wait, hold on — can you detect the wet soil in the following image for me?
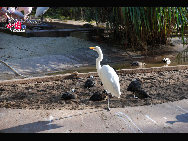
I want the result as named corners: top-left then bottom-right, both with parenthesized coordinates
top-left (0, 68), bottom-right (188, 110)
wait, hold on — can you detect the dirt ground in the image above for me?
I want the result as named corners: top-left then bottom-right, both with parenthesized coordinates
top-left (0, 68), bottom-right (188, 110)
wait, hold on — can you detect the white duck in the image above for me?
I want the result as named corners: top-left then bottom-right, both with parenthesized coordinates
top-left (162, 58), bottom-right (171, 66)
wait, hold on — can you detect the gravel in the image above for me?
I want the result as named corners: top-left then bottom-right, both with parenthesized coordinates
top-left (0, 69), bottom-right (187, 110)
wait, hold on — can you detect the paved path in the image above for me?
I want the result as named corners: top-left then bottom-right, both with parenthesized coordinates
top-left (0, 99), bottom-right (188, 133)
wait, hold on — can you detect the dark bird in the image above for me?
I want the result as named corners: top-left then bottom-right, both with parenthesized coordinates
top-left (127, 78), bottom-right (142, 92)
top-left (89, 92), bottom-right (106, 101)
top-left (84, 75), bottom-right (95, 88)
top-left (131, 61), bottom-right (146, 67)
top-left (61, 92), bottom-right (77, 100)
top-left (127, 78), bottom-right (151, 99)
top-left (135, 89), bottom-right (151, 99)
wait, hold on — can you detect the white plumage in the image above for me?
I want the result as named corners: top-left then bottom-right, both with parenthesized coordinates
top-left (99, 65), bottom-right (121, 98)
top-left (89, 46), bottom-right (121, 110)
top-left (35, 7), bottom-right (49, 18)
top-left (162, 58), bottom-right (171, 65)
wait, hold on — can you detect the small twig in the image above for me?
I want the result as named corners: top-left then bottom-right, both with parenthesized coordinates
top-left (0, 60), bottom-right (25, 78)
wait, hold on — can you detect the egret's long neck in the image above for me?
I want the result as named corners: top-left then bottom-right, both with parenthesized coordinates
top-left (96, 49), bottom-right (103, 71)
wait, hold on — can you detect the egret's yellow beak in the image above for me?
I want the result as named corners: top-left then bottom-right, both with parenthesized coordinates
top-left (89, 47), bottom-right (95, 50)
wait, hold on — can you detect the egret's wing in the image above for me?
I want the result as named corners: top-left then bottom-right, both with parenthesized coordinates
top-left (99, 65), bottom-right (121, 97)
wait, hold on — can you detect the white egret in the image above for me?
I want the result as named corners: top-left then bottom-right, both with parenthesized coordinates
top-left (89, 46), bottom-right (121, 111)
top-left (35, 7), bottom-right (49, 22)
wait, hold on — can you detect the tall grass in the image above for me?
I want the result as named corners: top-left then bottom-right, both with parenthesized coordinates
top-left (44, 7), bottom-right (188, 50)
top-left (74, 7), bottom-right (187, 50)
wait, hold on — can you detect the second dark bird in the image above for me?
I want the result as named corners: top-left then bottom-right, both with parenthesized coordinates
top-left (61, 92), bottom-right (77, 100)
top-left (127, 78), bottom-right (151, 99)
top-left (89, 92), bottom-right (106, 101)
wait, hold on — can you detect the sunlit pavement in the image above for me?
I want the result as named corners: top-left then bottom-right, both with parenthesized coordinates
top-left (0, 99), bottom-right (188, 133)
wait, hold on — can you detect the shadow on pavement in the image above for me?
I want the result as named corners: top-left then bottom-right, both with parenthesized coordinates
top-left (166, 113), bottom-right (188, 124)
top-left (0, 120), bottom-right (62, 133)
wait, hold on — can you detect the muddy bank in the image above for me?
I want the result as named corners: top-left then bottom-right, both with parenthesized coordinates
top-left (0, 66), bottom-right (187, 110)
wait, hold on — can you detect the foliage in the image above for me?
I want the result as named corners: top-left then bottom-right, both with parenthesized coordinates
top-left (32, 7), bottom-right (188, 51)
top-left (73, 7), bottom-right (188, 50)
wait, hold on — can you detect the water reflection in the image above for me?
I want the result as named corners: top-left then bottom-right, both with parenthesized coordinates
top-left (176, 47), bottom-right (188, 64)
top-left (47, 49), bottom-right (188, 75)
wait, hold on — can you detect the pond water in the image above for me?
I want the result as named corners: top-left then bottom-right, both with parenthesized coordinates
top-left (70, 30), bottom-right (188, 70)
top-left (47, 47), bottom-right (188, 76)
top-left (45, 31), bottom-right (188, 75)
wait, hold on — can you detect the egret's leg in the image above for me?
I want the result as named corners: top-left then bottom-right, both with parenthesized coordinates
top-left (103, 90), bottom-right (110, 111)
top-left (107, 94), bottom-right (110, 111)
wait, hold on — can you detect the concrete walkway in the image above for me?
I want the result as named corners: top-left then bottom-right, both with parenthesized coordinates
top-left (0, 99), bottom-right (188, 133)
